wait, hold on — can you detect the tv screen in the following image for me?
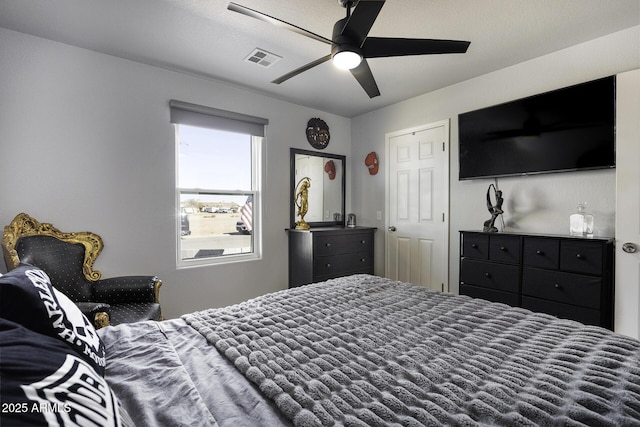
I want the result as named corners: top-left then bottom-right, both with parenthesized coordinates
top-left (458, 76), bottom-right (615, 180)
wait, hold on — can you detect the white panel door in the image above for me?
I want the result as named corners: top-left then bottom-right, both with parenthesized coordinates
top-left (386, 120), bottom-right (449, 291)
top-left (615, 69), bottom-right (640, 339)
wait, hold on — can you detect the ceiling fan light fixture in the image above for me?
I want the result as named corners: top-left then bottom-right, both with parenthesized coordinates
top-left (332, 49), bottom-right (362, 70)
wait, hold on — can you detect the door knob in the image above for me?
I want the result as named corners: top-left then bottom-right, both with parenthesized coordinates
top-left (388, 226), bottom-right (396, 232)
top-left (622, 242), bottom-right (638, 254)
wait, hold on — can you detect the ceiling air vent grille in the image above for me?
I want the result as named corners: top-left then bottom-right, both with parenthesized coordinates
top-left (244, 48), bottom-right (282, 68)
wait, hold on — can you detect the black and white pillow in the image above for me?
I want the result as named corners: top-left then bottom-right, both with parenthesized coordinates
top-left (0, 264), bottom-right (106, 375)
top-left (0, 318), bottom-right (133, 427)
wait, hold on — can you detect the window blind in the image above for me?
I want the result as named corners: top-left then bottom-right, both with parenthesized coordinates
top-left (169, 100), bottom-right (268, 137)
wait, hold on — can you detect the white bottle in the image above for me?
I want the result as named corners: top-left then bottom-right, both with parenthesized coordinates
top-left (570, 202), bottom-right (594, 236)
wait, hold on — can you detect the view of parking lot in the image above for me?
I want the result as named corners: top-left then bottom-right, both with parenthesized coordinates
top-left (181, 211), bottom-right (251, 259)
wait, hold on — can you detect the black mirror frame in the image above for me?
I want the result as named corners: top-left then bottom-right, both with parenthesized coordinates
top-left (290, 148), bottom-right (346, 228)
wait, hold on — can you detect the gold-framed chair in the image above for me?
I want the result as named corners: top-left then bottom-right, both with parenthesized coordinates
top-left (2, 213), bottom-right (162, 328)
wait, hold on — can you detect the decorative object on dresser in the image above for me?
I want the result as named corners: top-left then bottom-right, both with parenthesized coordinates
top-left (482, 183), bottom-right (504, 232)
top-left (287, 227), bottom-right (375, 288)
top-left (290, 148), bottom-right (345, 228)
top-left (569, 201), bottom-right (594, 237)
top-left (293, 176), bottom-right (312, 230)
top-left (459, 230), bottom-right (614, 329)
top-left (346, 213), bottom-right (357, 228)
top-left (2, 212), bottom-right (163, 328)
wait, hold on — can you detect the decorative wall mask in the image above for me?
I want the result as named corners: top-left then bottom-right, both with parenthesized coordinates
top-left (324, 160), bottom-right (336, 180)
top-left (306, 118), bottom-right (330, 150)
top-left (365, 152), bottom-right (379, 175)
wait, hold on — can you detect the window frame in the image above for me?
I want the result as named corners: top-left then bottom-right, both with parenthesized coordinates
top-left (171, 101), bottom-right (266, 268)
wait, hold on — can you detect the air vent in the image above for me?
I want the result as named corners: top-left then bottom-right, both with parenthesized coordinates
top-left (244, 48), bottom-right (282, 68)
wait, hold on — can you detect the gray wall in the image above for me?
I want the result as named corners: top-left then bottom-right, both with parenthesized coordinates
top-left (0, 28), bottom-right (351, 319)
top-left (350, 26), bottom-right (639, 293)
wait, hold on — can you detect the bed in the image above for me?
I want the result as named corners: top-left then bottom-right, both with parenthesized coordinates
top-left (2, 267), bottom-right (640, 426)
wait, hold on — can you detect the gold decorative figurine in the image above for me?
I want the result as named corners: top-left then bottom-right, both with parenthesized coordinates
top-left (294, 177), bottom-right (312, 230)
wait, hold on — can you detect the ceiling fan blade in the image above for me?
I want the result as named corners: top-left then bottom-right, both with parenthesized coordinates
top-left (362, 37), bottom-right (470, 58)
top-left (350, 59), bottom-right (380, 98)
top-left (340, 0), bottom-right (385, 46)
top-left (228, 2), bottom-right (332, 45)
top-left (272, 55), bottom-right (332, 84)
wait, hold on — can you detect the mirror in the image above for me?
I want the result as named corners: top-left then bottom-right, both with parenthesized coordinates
top-left (290, 148), bottom-right (346, 228)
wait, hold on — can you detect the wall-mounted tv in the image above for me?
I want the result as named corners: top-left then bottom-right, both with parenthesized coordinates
top-left (458, 76), bottom-right (615, 180)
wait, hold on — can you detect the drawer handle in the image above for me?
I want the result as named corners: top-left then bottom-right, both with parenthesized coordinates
top-left (484, 272), bottom-right (491, 278)
top-left (325, 243), bottom-right (331, 247)
top-left (536, 250), bottom-right (544, 255)
top-left (361, 240), bottom-right (366, 244)
top-left (326, 263), bottom-right (331, 268)
top-left (576, 254), bottom-right (583, 259)
top-left (554, 283), bottom-right (561, 289)
top-left (471, 243), bottom-right (478, 249)
top-left (360, 258), bottom-right (366, 262)
top-left (500, 246), bottom-right (507, 252)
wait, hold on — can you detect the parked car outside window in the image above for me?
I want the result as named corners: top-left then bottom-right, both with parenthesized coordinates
top-left (181, 208), bottom-right (191, 236)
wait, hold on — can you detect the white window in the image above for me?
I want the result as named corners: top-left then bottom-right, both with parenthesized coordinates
top-left (170, 101), bottom-right (266, 267)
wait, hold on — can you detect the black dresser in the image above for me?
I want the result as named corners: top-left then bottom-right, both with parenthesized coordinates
top-left (459, 230), bottom-right (614, 329)
top-left (287, 227), bottom-right (376, 288)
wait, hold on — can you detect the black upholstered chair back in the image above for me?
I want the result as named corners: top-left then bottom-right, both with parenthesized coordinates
top-left (15, 235), bottom-right (95, 302)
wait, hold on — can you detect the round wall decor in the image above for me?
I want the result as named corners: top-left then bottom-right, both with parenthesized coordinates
top-left (306, 118), bottom-right (330, 149)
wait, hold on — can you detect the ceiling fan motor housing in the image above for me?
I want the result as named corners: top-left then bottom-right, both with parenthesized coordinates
top-left (331, 17), bottom-right (362, 59)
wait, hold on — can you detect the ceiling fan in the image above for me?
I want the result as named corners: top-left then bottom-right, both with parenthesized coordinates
top-left (228, 0), bottom-right (471, 98)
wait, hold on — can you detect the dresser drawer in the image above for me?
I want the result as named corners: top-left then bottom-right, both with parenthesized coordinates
top-left (560, 240), bottom-right (603, 275)
top-left (314, 232), bottom-right (373, 257)
top-left (489, 234), bottom-right (521, 264)
top-left (523, 237), bottom-right (560, 270)
top-left (521, 296), bottom-right (601, 327)
top-left (522, 267), bottom-right (601, 309)
top-left (461, 233), bottom-right (489, 260)
top-left (314, 252), bottom-right (373, 278)
top-left (460, 258), bottom-right (520, 293)
top-left (460, 284), bottom-right (519, 306)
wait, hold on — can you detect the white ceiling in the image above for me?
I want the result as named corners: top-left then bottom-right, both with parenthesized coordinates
top-left (1, 0), bottom-right (638, 117)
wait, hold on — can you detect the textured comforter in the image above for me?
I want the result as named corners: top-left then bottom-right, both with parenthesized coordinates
top-left (184, 274), bottom-right (640, 426)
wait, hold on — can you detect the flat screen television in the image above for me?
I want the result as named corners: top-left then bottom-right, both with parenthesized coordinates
top-left (458, 76), bottom-right (615, 180)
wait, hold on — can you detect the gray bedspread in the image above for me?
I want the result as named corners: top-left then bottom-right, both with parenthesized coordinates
top-left (99, 318), bottom-right (289, 426)
top-left (184, 274), bottom-right (640, 427)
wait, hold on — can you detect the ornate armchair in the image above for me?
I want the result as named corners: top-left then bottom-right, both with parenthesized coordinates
top-left (2, 213), bottom-right (162, 328)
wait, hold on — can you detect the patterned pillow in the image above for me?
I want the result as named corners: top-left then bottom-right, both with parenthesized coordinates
top-left (0, 318), bottom-right (133, 427)
top-left (0, 264), bottom-right (106, 376)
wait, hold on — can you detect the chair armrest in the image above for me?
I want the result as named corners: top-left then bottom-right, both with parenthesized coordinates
top-left (76, 302), bottom-right (111, 329)
top-left (93, 276), bottom-right (161, 304)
